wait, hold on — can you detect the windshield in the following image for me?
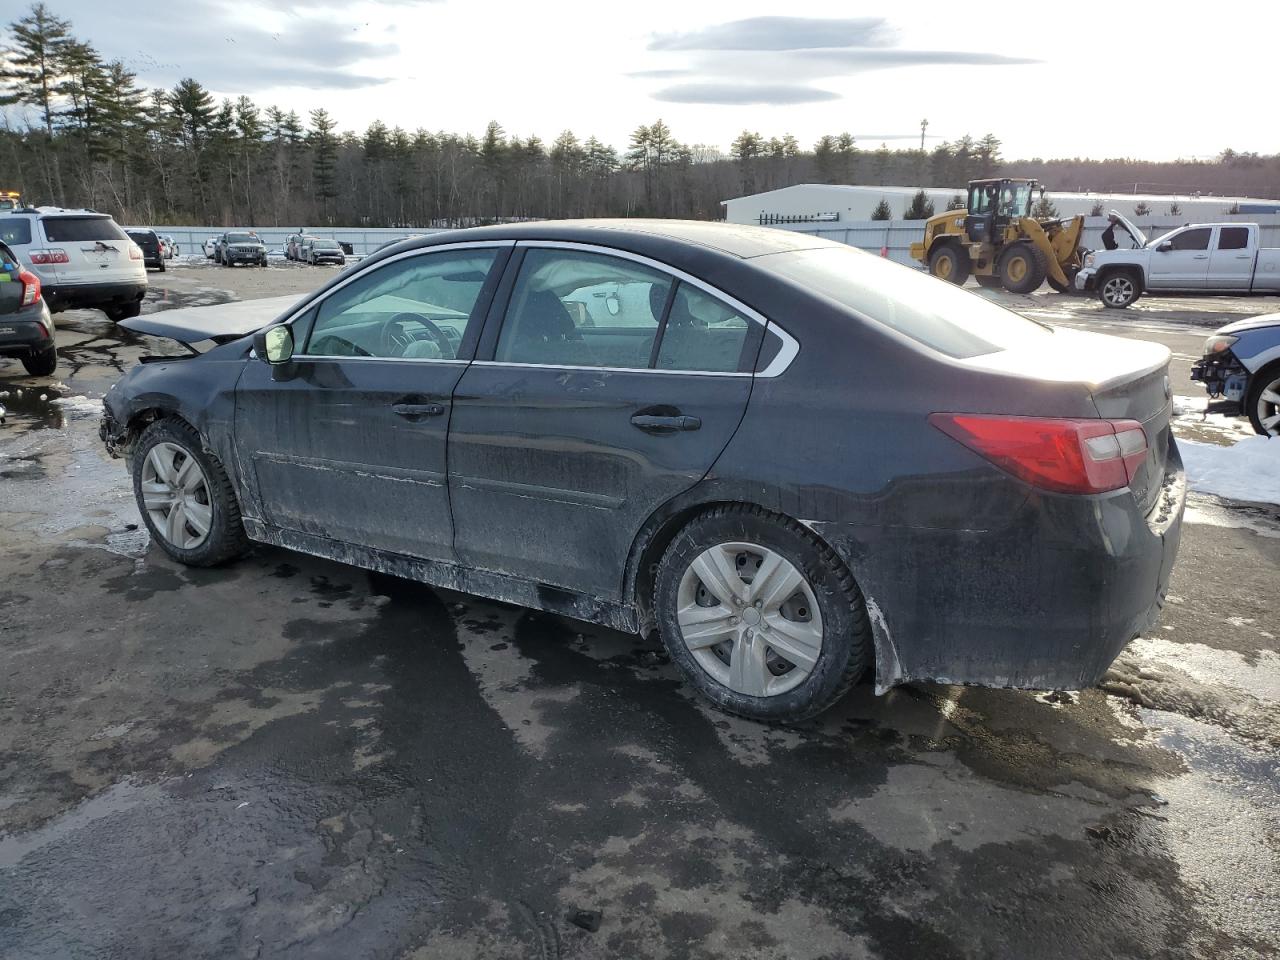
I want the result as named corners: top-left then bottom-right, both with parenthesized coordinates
top-left (226, 232), bottom-right (256, 243)
top-left (998, 183), bottom-right (1033, 218)
top-left (42, 216), bottom-right (127, 243)
top-left (756, 246), bottom-right (1052, 359)
top-left (313, 239), bottom-right (339, 249)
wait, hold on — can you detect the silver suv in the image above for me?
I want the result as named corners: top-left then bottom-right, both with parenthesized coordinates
top-left (0, 208), bottom-right (147, 321)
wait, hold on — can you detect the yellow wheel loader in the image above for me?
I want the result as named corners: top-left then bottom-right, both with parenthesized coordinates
top-left (909, 178), bottom-right (1085, 294)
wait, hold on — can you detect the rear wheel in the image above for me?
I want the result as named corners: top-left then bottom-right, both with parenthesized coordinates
top-left (157, 259), bottom-right (166, 273)
top-left (104, 301), bottom-right (142, 322)
top-left (1099, 270), bottom-right (1142, 308)
top-left (132, 418), bottom-right (250, 566)
top-left (1246, 361), bottom-right (1280, 437)
top-left (654, 505), bottom-right (871, 722)
top-left (999, 243), bottom-right (1048, 294)
top-left (22, 345), bottom-right (57, 377)
top-left (928, 244), bottom-right (970, 285)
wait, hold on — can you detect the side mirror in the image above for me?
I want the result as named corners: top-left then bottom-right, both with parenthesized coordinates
top-left (254, 325), bottom-right (294, 364)
top-left (1157, 241), bottom-right (1173, 253)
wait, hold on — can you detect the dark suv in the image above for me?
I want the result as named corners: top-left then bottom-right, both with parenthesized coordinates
top-left (126, 229), bottom-right (165, 272)
top-left (0, 239), bottom-right (57, 376)
top-left (219, 231), bottom-right (267, 267)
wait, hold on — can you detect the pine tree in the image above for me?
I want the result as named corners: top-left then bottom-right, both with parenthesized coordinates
top-left (308, 107), bottom-right (338, 222)
top-left (2, 3), bottom-right (74, 202)
top-left (904, 189), bottom-right (934, 220)
top-left (871, 198), bottom-right (892, 220)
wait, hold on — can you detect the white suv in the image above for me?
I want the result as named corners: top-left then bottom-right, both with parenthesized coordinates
top-left (0, 207), bottom-right (147, 321)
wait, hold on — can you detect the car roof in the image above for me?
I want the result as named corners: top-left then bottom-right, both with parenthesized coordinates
top-left (399, 219), bottom-right (841, 261)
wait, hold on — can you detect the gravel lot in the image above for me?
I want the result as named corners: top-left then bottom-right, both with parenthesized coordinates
top-left (1, 260), bottom-right (1277, 959)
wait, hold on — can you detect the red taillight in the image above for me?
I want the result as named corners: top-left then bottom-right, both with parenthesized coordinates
top-left (930, 413), bottom-right (1148, 495)
top-left (18, 267), bottom-right (41, 306)
top-left (128, 244), bottom-right (143, 261)
top-left (28, 248), bottom-right (69, 265)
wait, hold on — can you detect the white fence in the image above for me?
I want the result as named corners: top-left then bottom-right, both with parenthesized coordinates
top-left (126, 225), bottom-right (453, 258)
top-left (764, 214), bottom-right (1280, 267)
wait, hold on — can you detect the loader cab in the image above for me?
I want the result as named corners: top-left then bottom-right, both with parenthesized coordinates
top-left (966, 178), bottom-right (1037, 243)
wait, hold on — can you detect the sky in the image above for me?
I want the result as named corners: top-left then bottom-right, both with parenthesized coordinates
top-left (31, 0), bottom-right (1276, 161)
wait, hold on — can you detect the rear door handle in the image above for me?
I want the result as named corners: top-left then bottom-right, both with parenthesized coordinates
top-left (1193, 254), bottom-right (1209, 259)
top-left (392, 402), bottom-right (445, 418)
top-left (631, 414), bottom-right (701, 433)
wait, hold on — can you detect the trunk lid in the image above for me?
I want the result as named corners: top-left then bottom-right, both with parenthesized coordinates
top-left (40, 214), bottom-right (143, 284)
top-left (961, 327), bottom-right (1173, 513)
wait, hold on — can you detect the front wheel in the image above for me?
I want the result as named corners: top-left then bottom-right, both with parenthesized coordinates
top-left (1246, 361), bottom-right (1280, 437)
top-left (654, 505), bottom-right (871, 722)
top-left (1099, 271), bottom-right (1142, 308)
top-left (999, 243), bottom-right (1048, 294)
top-left (132, 418), bottom-right (250, 566)
top-left (928, 244), bottom-right (971, 285)
top-left (22, 345), bottom-right (57, 376)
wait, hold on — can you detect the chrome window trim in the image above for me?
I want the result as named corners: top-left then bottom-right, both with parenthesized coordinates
top-left (471, 360), bottom-right (751, 378)
top-left (510, 240), bottom-right (799, 378)
top-left (279, 239), bottom-right (517, 364)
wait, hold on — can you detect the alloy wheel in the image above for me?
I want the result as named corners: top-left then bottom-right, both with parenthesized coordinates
top-left (140, 441), bottom-right (213, 549)
top-left (1102, 276), bottom-right (1134, 306)
top-left (677, 542), bottom-right (823, 697)
top-left (1257, 375), bottom-right (1280, 436)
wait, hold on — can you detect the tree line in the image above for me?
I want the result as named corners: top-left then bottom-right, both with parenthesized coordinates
top-left (2, 3), bottom-right (1278, 229)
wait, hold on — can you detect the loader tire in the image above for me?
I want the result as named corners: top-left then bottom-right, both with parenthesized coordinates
top-left (928, 244), bottom-right (970, 286)
top-left (999, 243), bottom-right (1048, 294)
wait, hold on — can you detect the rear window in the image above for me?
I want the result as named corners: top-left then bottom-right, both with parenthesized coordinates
top-left (41, 216), bottom-right (128, 243)
top-left (756, 246), bottom-right (1052, 359)
top-left (0, 217), bottom-right (33, 246)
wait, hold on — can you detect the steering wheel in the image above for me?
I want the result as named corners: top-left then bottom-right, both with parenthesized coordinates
top-left (380, 312), bottom-right (454, 358)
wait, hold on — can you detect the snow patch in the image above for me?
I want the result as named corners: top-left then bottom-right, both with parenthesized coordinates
top-left (50, 395), bottom-right (103, 417)
top-left (1179, 436), bottom-right (1280, 505)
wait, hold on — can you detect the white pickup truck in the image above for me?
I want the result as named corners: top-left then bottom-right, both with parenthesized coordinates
top-left (1075, 215), bottom-right (1280, 308)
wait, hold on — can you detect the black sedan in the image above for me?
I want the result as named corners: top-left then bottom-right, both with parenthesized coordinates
top-left (99, 221), bottom-right (1185, 721)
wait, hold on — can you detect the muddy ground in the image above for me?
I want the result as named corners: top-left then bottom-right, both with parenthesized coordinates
top-left (1, 260), bottom-right (1277, 959)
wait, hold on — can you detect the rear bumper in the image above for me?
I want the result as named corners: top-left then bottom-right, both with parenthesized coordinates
top-left (817, 447), bottom-right (1187, 692)
top-left (45, 280), bottom-right (147, 313)
top-left (0, 302), bottom-right (55, 357)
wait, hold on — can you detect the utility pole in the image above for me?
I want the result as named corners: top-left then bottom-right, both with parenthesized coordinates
top-left (920, 118), bottom-right (928, 152)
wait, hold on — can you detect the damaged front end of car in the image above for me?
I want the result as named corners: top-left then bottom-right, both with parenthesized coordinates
top-left (1190, 333), bottom-right (1249, 403)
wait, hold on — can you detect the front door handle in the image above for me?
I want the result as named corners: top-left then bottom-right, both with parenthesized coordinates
top-left (392, 402), bottom-right (445, 418)
top-left (631, 413), bottom-right (701, 433)
top-left (1193, 254), bottom-right (1209, 259)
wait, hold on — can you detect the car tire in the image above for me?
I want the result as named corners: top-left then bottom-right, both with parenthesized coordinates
top-left (132, 418), bottom-right (250, 567)
top-left (654, 504), bottom-right (872, 722)
top-left (104, 301), bottom-right (142, 322)
top-left (1245, 360), bottom-right (1280, 437)
top-left (158, 260), bottom-right (166, 273)
top-left (928, 244), bottom-right (970, 285)
top-left (22, 345), bottom-right (57, 377)
top-left (999, 242), bottom-right (1048, 294)
top-left (1099, 269), bottom-right (1142, 308)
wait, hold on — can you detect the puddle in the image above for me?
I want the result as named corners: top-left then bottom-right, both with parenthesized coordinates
top-left (0, 778), bottom-right (166, 868)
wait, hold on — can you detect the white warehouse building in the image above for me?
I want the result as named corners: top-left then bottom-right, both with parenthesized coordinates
top-left (722, 183), bottom-right (1280, 225)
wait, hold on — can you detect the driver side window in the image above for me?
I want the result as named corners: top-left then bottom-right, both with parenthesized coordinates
top-left (302, 248), bottom-right (499, 359)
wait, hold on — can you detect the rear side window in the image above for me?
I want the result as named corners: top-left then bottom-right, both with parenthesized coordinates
top-left (1218, 227), bottom-right (1250, 251)
top-left (41, 216), bottom-right (127, 243)
top-left (1169, 228), bottom-right (1211, 251)
top-left (756, 246), bottom-right (1051, 359)
top-left (0, 218), bottom-right (33, 246)
top-left (656, 283), bottom-right (751, 373)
